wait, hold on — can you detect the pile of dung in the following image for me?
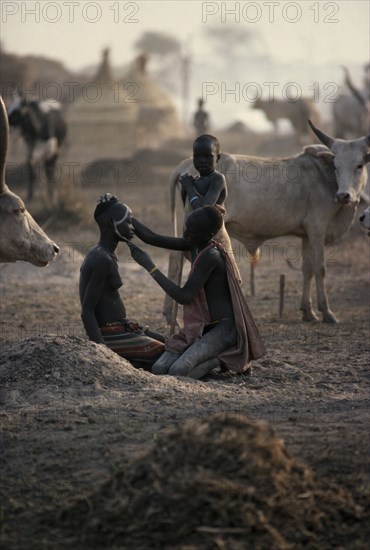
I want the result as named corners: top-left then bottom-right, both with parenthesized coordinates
top-left (55, 413), bottom-right (365, 550)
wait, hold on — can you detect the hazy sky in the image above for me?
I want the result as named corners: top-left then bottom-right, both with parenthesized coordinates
top-left (2, 0), bottom-right (369, 68)
top-left (2, 0), bottom-right (369, 129)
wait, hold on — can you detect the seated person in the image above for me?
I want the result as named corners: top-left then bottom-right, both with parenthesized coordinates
top-left (79, 193), bottom-right (165, 370)
top-left (129, 205), bottom-right (266, 379)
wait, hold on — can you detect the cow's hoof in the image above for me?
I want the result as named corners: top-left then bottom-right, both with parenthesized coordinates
top-left (302, 310), bottom-right (319, 322)
top-left (322, 312), bottom-right (339, 324)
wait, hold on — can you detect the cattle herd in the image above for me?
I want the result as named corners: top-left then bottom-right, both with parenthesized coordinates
top-left (0, 64), bottom-right (369, 324)
top-left (167, 120), bottom-right (370, 325)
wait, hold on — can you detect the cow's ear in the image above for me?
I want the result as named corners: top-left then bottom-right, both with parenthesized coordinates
top-left (317, 151), bottom-right (335, 164)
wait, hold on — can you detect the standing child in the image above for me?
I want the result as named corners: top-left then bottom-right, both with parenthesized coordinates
top-left (179, 134), bottom-right (241, 282)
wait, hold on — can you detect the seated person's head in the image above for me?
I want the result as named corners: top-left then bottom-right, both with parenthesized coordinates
top-left (184, 205), bottom-right (224, 246)
top-left (94, 193), bottom-right (134, 241)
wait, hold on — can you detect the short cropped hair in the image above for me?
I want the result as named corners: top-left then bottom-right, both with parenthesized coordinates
top-left (203, 205), bottom-right (224, 234)
top-left (194, 134), bottom-right (220, 155)
top-left (187, 205), bottom-right (224, 237)
top-left (94, 193), bottom-right (119, 221)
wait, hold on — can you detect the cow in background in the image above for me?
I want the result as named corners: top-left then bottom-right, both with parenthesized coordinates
top-left (332, 65), bottom-right (370, 139)
top-left (7, 96), bottom-right (67, 201)
top-left (252, 97), bottom-right (320, 142)
top-left (0, 95), bottom-right (59, 265)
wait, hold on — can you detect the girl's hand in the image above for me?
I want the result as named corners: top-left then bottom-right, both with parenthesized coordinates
top-left (127, 242), bottom-right (156, 272)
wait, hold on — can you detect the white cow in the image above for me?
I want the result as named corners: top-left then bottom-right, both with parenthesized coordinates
top-left (359, 207), bottom-right (370, 235)
top-left (0, 95), bottom-right (59, 265)
top-left (167, 120), bottom-right (370, 324)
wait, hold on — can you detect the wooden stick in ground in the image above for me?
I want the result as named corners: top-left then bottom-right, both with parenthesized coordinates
top-left (250, 262), bottom-right (255, 296)
top-left (279, 274), bottom-right (285, 318)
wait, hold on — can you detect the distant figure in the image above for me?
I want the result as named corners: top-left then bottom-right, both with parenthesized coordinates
top-left (193, 98), bottom-right (210, 137)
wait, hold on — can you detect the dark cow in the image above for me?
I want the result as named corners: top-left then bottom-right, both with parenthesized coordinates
top-left (7, 97), bottom-right (67, 201)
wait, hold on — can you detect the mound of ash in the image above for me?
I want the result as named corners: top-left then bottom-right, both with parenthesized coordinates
top-left (53, 414), bottom-right (365, 550)
top-left (0, 335), bottom-right (154, 404)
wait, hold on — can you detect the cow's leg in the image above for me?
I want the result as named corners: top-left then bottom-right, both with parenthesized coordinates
top-left (308, 235), bottom-right (338, 323)
top-left (300, 237), bottom-right (319, 321)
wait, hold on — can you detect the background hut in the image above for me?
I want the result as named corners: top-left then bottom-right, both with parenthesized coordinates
top-left (66, 49), bottom-right (185, 164)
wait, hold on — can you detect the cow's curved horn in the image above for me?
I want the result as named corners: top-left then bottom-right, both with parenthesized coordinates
top-left (0, 95), bottom-right (9, 194)
top-left (308, 119), bottom-right (335, 149)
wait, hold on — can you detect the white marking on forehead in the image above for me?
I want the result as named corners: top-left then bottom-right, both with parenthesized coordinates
top-left (114, 204), bottom-right (132, 224)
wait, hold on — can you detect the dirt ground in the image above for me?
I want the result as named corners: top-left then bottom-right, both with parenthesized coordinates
top-left (1, 136), bottom-right (370, 549)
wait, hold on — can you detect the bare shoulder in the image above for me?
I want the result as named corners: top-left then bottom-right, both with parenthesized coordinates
top-left (212, 171), bottom-right (226, 185)
top-left (85, 246), bottom-right (114, 270)
top-left (197, 246), bottom-right (223, 267)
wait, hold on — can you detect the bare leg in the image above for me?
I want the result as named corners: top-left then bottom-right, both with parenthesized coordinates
top-left (186, 358), bottom-right (220, 380)
top-left (169, 319), bottom-right (237, 378)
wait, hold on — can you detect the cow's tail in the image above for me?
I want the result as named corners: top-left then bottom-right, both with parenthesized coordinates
top-left (0, 96), bottom-right (9, 192)
top-left (170, 167), bottom-right (181, 237)
top-left (285, 258), bottom-right (301, 271)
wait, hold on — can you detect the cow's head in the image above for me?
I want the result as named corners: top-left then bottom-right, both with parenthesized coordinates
top-left (0, 187), bottom-right (60, 265)
top-left (1, 94), bottom-right (59, 266)
top-left (309, 120), bottom-right (370, 205)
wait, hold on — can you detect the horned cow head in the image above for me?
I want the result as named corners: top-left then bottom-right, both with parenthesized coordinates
top-left (309, 119), bottom-right (370, 205)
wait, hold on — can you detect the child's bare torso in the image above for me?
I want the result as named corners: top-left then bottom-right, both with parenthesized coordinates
top-left (194, 173), bottom-right (226, 205)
